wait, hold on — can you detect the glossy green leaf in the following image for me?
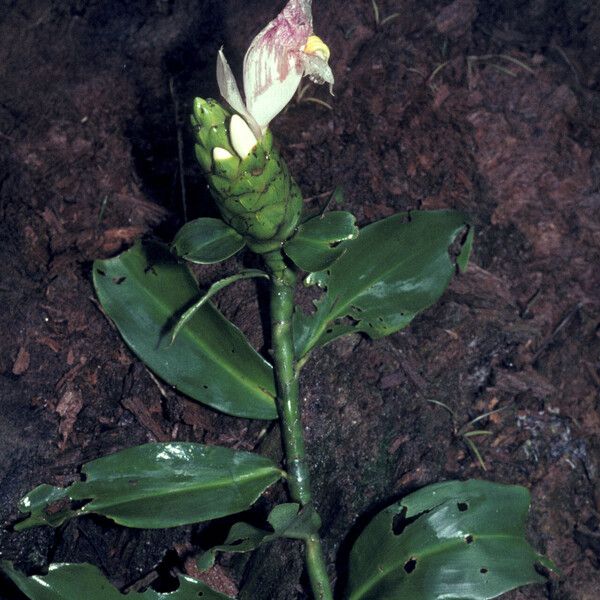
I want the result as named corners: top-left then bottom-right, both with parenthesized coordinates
top-left (171, 269), bottom-right (268, 343)
top-left (171, 217), bottom-right (245, 264)
top-left (294, 210), bottom-right (471, 359)
top-left (1, 561), bottom-right (233, 599)
top-left (346, 480), bottom-right (557, 600)
top-left (15, 443), bottom-right (283, 530)
top-left (283, 211), bottom-right (358, 272)
top-left (93, 241), bottom-right (276, 419)
top-left (198, 503), bottom-right (321, 570)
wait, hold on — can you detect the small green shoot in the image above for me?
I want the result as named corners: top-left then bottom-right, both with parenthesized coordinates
top-left (301, 97), bottom-right (333, 110)
top-left (371, 0), bottom-right (400, 28)
top-left (427, 399), bottom-right (510, 470)
top-left (467, 53), bottom-right (534, 81)
top-left (428, 53), bottom-right (534, 91)
top-left (295, 82), bottom-right (333, 111)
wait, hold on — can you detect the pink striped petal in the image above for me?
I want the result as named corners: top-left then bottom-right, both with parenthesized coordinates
top-left (243, 0), bottom-right (313, 133)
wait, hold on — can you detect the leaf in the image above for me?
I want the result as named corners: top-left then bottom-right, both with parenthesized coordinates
top-left (346, 480), bottom-right (557, 600)
top-left (266, 502), bottom-right (321, 537)
top-left (196, 522), bottom-right (268, 571)
top-left (93, 241), bottom-right (276, 420)
top-left (15, 443), bottom-right (283, 530)
top-left (171, 217), bottom-right (245, 264)
top-left (330, 186), bottom-right (345, 207)
top-left (171, 269), bottom-right (269, 343)
top-left (13, 484), bottom-right (74, 528)
top-left (299, 186), bottom-right (345, 224)
top-left (284, 211), bottom-right (358, 272)
top-left (1, 561), bottom-right (234, 599)
top-left (294, 210), bottom-right (471, 359)
top-left (457, 225), bottom-right (474, 273)
top-left (198, 503), bottom-right (321, 570)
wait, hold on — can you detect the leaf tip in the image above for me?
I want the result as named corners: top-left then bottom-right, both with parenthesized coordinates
top-left (456, 225), bottom-right (474, 273)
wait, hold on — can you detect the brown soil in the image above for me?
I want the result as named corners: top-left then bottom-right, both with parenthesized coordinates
top-left (1, 0), bottom-right (599, 598)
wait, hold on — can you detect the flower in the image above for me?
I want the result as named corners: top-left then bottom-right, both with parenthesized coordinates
top-left (217, 0), bottom-right (334, 140)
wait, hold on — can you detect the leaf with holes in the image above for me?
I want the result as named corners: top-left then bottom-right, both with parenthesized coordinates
top-left (15, 443), bottom-right (283, 530)
top-left (283, 211), bottom-right (358, 272)
top-left (346, 479), bottom-right (557, 600)
top-left (1, 561), bottom-right (233, 599)
top-left (93, 241), bottom-right (276, 419)
top-left (171, 217), bottom-right (246, 264)
top-left (293, 210), bottom-right (472, 359)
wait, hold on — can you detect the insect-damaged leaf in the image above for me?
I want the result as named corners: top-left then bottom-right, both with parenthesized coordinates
top-left (346, 480), bottom-right (557, 600)
top-left (294, 210), bottom-right (472, 359)
top-left (93, 241), bottom-right (277, 419)
top-left (15, 443), bottom-right (282, 530)
top-left (1, 561), bottom-right (234, 600)
top-left (283, 211), bottom-right (358, 272)
top-left (171, 217), bottom-right (246, 264)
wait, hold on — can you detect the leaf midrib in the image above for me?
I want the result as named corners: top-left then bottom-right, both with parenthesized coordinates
top-left (135, 265), bottom-right (272, 400)
top-left (77, 465), bottom-right (281, 515)
top-left (305, 219), bottom-right (461, 355)
top-left (100, 253), bottom-right (276, 413)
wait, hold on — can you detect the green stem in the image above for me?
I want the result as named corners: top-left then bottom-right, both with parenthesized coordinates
top-left (264, 249), bottom-right (333, 600)
top-left (306, 536), bottom-right (333, 600)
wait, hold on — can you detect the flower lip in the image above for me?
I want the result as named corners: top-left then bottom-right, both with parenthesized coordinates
top-left (303, 35), bottom-right (330, 61)
top-left (216, 0), bottom-right (334, 138)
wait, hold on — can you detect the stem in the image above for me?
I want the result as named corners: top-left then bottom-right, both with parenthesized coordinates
top-left (264, 250), bottom-right (333, 600)
top-left (306, 536), bottom-right (333, 600)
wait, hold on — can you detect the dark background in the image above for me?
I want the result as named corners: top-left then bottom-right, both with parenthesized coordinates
top-left (1, 0), bottom-right (599, 598)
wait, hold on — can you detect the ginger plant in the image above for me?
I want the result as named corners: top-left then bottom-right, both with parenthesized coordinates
top-left (2, 2), bottom-right (556, 599)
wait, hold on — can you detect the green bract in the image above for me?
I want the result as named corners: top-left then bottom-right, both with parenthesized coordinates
top-left (283, 211), bottom-right (359, 272)
top-left (171, 217), bottom-right (246, 264)
top-left (192, 98), bottom-right (303, 253)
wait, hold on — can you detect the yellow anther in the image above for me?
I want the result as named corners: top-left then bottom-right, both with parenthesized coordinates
top-left (303, 35), bottom-right (330, 61)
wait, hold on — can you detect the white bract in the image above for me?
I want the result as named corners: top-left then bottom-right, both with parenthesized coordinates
top-left (212, 147), bottom-right (234, 161)
top-left (217, 0), bottom-right (334, 151)
top-left (229, 114), bottom-right (259, 159)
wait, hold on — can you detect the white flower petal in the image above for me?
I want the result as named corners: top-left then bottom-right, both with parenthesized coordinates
top-left (216, 49), bottom-right (246, 114)
top-left (230, 114), bottom-right (258, 159)
top-left (216, 49), bottom-right (262, 137)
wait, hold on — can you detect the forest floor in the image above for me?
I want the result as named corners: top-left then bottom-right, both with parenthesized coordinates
top-left (1, 0), bottom-right (599, 598)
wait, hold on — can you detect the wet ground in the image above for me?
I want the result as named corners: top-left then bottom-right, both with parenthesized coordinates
top-left (1, 0), bottom-right (599, 598)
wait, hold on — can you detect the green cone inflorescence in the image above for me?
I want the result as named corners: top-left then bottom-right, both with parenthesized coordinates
top-left (192, 98), bottom-right (303, 254)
